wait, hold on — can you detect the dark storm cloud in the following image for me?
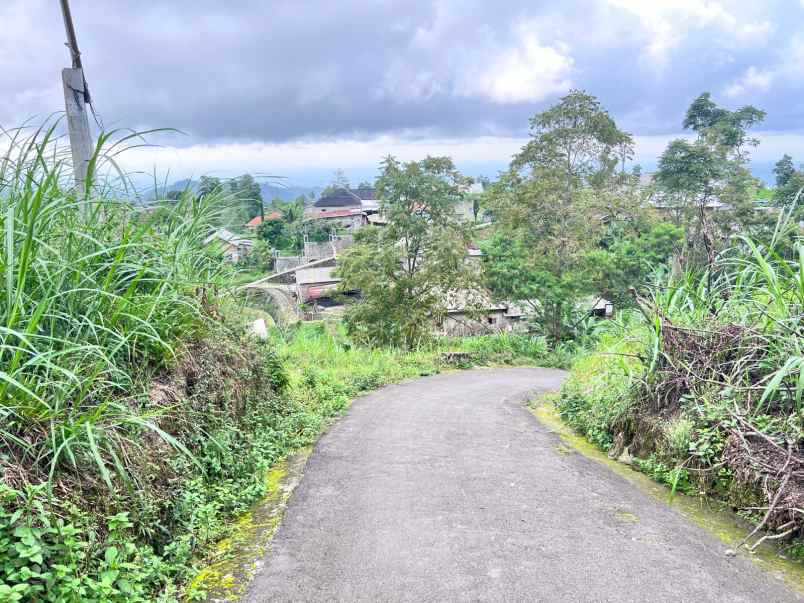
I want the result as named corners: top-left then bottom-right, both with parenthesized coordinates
top-left (2, 0), bottom-right (803, 143)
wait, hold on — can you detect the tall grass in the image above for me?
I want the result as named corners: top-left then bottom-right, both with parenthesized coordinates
top-left (0, 123), bottom-right (227, 493)
top-left (645, 232), bottom-right (804, 418)
top-left (560, 221), bottom-right (804, 550)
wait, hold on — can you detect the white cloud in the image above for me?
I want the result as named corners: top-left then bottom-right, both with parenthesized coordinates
top-left (113, 130), bottom-right (804, 186)
top-left (722, 33), bottom-right (804, 99)
top-left (724, 66), bottom-right (774, 98)
top-left (118, 134), bottom-right (530, 182)
top-left (606, 0), bottom-right (773, 63)
top-left (459, 26), bottom-right (573, 104)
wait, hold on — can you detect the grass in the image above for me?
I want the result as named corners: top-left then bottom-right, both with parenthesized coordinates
top-left (0, 124), bottom-right (232, 493)
top-left (557, 222), bottom-right (804, 556)
top-left (0, 125), bottom-right (283, 601)
top-left (0, 121), bottom-right (575, 601)
top-left (267, 320), bottom-right (570, 439)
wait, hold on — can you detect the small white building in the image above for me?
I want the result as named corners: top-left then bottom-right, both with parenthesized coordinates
top-left (204, 229), bottom-right (253, 262)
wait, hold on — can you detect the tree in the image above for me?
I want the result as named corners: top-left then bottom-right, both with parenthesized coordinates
top-left (337, 156), bottom-right (475, 348)
top-left (655, 93), bottom-right (769, 268)
top-left (198, 176), bottom-right (222, 198)
top-left (256, 196), bottom-right (305, 252)
top-left (228, 174), bottom-right (263, 220)
top-left (483, 90), bottom-right (634, 341)
top-left (257, 218), bottom-right (287, 248)
top-left (774, 154), bottom-right (795, 188)
top-left (588, 221), bottom-right (684, 307)
top-left (321, 169), bottom-right (352, 196)
top-left (682, 92), bottom-right (765, 156)
top-left (773, 155), bottom-right (804, 214)
top-left (282, 197), bottom-right (305, 223)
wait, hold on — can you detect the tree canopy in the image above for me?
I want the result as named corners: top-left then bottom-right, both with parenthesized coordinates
top-left (337, 156), bottom-right (476, 348)
top-left (483, 90), bottom-right (663, 341)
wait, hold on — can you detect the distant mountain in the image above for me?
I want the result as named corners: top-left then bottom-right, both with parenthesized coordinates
top-left (261, 183), bottom-right (321, 202)
top-left (146, 179), bottom-right (320, 203)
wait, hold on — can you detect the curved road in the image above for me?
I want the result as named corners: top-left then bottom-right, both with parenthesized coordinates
top-left (245, 368), bottom-right (800, 602)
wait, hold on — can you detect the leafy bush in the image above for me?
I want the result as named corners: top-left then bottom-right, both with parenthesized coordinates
top-left (557, 317), bottom-right (645, 450)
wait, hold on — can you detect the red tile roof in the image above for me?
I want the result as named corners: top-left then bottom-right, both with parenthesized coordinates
top-left (246, 212), bottom-right (282, 228)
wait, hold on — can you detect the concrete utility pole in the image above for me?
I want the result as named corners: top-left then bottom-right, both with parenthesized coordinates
top-left (59, 0), bottom-right (93, 198)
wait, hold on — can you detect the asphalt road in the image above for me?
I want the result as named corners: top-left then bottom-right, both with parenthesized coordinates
top-left (245, 368), bottom-right (800, 602)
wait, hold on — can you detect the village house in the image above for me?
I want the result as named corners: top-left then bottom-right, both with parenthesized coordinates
top-left (439, 290), bottom-right (526, 336)
top-left (245, 211), bottom-right (282, 230)
top-left (306, 187), bottom-right (381, 219)
top-left (304, 207), bottom-right (367, 231)
top-left (203, 228), bottom-right (253, 262)
top-left (308, 188), bottom-right (363, 215)
top-left (351, 186), bottom-right (380, 211)
top-left (639, 172), bottom-right (734, 213)
top-left (295, 265), bottom-right (342, 303)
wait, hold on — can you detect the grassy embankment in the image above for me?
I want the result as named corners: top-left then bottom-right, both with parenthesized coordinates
top-left (268, 320), bottom-right (571, 431)
top-left (0, 129), bottom-right (566, 602)
top-left (0, 127), bottom-right (293, 602)
top-left (557, 227), bottom-right (804, 558)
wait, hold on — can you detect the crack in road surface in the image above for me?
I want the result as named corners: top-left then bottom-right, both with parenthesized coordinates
top-left (243, 368), bottom-right (802, 602)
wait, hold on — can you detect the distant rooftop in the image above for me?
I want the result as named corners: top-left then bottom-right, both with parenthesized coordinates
top-left (296, 266), bottom-right (341, 286)
top-left (314, 188), bottom-right (362, 208)
top-left (246, 212), bottom-right (281, 228)
top-left (204, 228), bottom-right (253, 247)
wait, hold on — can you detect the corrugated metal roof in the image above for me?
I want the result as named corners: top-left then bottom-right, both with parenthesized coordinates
top-left (204, 229), bottom-right (253, 247)
top-left (314, 188), bottom-right (361, 208)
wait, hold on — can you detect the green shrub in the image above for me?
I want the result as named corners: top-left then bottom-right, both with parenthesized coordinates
top-left (557, 320), bottom-right (645, 450)
top-left (632, 455), bottom-right (695, 496)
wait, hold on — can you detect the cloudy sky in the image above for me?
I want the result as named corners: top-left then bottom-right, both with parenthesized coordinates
top-left (3, 0), bottom-right (804, 186)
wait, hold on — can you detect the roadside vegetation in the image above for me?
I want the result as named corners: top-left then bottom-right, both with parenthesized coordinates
top-left (2, 83), bottom-right (804, 601)
top-left (0, 126), bottom-right (302, 601)
top-left (0, 123), bottom-right (563, 601)
top-left (559, 227), bottom-right (804, 556)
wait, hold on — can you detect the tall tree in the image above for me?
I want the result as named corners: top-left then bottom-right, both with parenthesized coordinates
top-left (337, 156), bottom-right (475, 348)
top-left (773, 155), bottom-right (804, 214)
top-left (321, 169), bottom-right (352, 196)
top-left (198, 176), bottom-right (222, 198)
top-left (655, 93), bottom-right (768, 267)
top-left (228, 174), bottom-right (263, 220)
top-left (774, 154), bottom-right (795, 188)
top-left (483, 90), bottom-right (634, 341)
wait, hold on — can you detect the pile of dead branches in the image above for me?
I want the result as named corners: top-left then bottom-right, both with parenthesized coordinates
top-left (725, 416), bottom-right (804, 551)
top-left (631, 249), bottom-right (804, 551)
top-left (644, 320), bottom-right (761, 416)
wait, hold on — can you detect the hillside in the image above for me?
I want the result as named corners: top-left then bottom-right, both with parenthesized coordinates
top-left (147, 179), bottom-right (320, 202)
